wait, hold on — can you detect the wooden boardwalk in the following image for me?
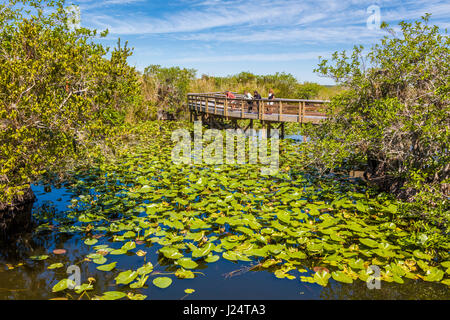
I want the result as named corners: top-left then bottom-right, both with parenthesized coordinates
top-left (188, 92), bottom-right (328, 124)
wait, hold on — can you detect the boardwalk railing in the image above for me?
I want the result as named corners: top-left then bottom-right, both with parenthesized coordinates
top-left (187, 92), bottom-right (328, 123)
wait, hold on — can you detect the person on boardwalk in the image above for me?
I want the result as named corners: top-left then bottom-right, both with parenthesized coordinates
top-left (268, 89), bottom-right (275, 105)
top-left (244, 90), bottom-right (254, 111)
top-left (267, 88), bottom-right (275, 114)
top-left (225, 90), bottom-right (236, 99)
top-left (253, 90), bottom-right (262, 114)
top-left (225, 91), bottom-right (237, 109)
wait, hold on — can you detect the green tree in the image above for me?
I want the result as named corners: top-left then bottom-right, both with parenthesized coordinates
top-left (295, 82), bottom-right (322, 99)
top-left (256, 72), bottom-right (299, 98)
top-left (0, 0), bottom-right (140, 207)
top-left (142, 65), bottom-right (196, 119)
top-left (304, 15), bottom-right (449, 217)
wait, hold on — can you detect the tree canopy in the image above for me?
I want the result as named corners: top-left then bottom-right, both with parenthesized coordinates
top-left (304, 15), bottom-right (449, 219)
top-left (0, 0), bottom-right (140, 206)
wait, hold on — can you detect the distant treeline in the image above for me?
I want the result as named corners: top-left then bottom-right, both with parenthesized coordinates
top-left (140, 67), bottom-right (343, 120)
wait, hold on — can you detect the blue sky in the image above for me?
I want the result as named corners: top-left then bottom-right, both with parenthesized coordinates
top-left (73, 0), bottom-right (449, 84)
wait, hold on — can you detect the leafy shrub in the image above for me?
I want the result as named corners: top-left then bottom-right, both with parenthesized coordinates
top-left (142, 65), bottom-right (196, 119)
top-left (304, 15), bottom-right (449, 219)
top-left (0, 0), bottom-right (141, 205)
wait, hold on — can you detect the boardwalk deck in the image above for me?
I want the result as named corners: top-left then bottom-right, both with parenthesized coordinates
top-left (188, 92), bottom-right (328, 124)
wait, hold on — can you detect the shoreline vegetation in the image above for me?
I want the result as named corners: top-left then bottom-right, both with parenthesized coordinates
top-left (0, 0), bottom-right (448, 299)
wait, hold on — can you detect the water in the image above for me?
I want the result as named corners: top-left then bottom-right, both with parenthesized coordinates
top-left (0, 184), bottom-right (448, 300)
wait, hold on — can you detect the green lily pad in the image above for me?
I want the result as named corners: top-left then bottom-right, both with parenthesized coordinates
top-left (160, 247), bottom-right (183, 259)
top-left (97, 262), bottom-right (117, 271)
top-left (121, 241), bottom-right (136, 251)
top-left (93, 256), bottom-right (107, 264)
top-left (84, 239), bottom-right (98, 246)
top-left (175, 268), bottom-right (195, 279)
top-left (176, 258), bottom-right (198, 269)
top-left (52, 279), bottom-right (76, 292)
top-left (192, 243), bottom-right (213, 258)
top-left (30, 255), bottom-right (49, 261)
top-left (153, 277), bottom-right (172, 289)
top-left (359, 238), bottom-right (379, 248)
top-left (115, 270), bottom-right (138, 285)
top-left (423, 268), bottom-right (444, 282)
top-left (74, 283), bottom-right (94, 294)
top-left (137, 262), bottom-right (154, 276)
top-left (331, 271), bottom-right (353, 284)
top-left (204, 254), bottom-right (220, 263)
top-left (314, 270), bottom-right (331, 287)
top-left (413, 250), bottom-right (433, 260)
top-left (101, 291), bottom-right (127, 300)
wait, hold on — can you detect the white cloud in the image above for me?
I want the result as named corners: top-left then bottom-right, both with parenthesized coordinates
top-left (176, 26), bottom-right (387, 43)
top-left (86, 1), bottom-right (306, 34)
top-left (171, 51), bottom-right (333, 63)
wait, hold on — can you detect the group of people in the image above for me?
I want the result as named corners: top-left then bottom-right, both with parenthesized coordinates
top-left (224, 89), bottom-right (275, 112)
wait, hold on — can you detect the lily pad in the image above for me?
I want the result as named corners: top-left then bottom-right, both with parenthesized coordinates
top-left (153, 277), bottom-right (172, 289)
top-left (115, 270), bottom-right (138, 285)
top-left (101, 291), bottom-right (127, 300)
top-left (84, 239), bottom-right (98, 246)
top-left (97, 262), bottom-right (117, 271)
top-left (331, 271), bottom-right (353, 284)
top-left (176, 258), bottom-right (198, 269)
top-left (52, 279), bottom-right (76, 292)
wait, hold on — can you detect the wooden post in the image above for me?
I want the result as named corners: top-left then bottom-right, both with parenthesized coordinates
top-left (258, 101), bottom-right (261, 120)
top-left (298, 102), bottom-right (302, 123)
top-left (205, 98), bottom-right (209, 113)
top-left (241, 100), bottom-right (244, 118)
top-left (225, 98), bottom-right (228, 118)
top-left (261, 100), bottom-right (264, 121)
top-left (214, 98), bottom-right (217, 114)
top-left (279, 101), bottom-right (283, 121)
top-left (302, 101), bottom-right (305, 123)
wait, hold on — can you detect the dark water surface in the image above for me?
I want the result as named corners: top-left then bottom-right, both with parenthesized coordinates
top-left (0, 183), bottom-right (448, 300)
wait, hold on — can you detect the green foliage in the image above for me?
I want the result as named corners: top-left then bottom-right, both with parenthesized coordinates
top-left (0, 0), bottom-right (141, 205)
top-left (191, 72), bottom-right (340, 100)
top-left (142, 65), bottom-right (196, 119)
top-left (295, 82), bottom-right (323, 99)
top-left (304, 15), bottom-right (449, 221)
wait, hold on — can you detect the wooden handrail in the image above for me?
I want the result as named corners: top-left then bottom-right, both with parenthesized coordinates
top-left (188, 93), bottom-right (328, 124)
top-left (188, 93), bottom-right (329, 104)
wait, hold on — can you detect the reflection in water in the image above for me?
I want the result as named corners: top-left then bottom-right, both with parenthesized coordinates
top-left (320, 278), bottom-right (450, 300)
